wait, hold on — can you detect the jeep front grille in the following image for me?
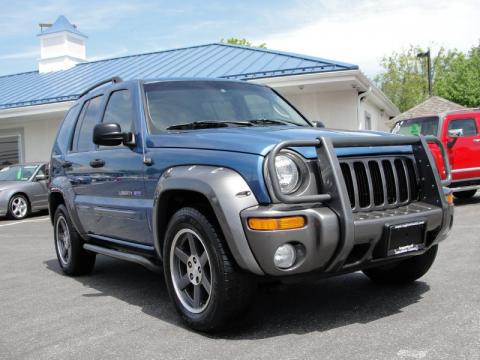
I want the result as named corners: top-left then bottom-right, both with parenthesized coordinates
top-left (339, 157), bottom-right (419, 211)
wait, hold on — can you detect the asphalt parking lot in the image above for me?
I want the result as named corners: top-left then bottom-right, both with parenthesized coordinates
top-left (0, 198), bottom-right (479, 360)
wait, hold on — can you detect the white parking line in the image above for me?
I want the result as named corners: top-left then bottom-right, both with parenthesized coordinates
top-left (0, 216), bottom-right (50, 227)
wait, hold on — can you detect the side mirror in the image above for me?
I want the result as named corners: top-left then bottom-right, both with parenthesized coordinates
top-left (93, 123), bottom-right (128, 146)
top-left (447, 129), bottom-right (462, 149)
top-left (448, 129), bottom-right (462, 138)
top-left (314, 121), bottom-right (326, 128)
top-left (35, 174), bottom-right (48, 181)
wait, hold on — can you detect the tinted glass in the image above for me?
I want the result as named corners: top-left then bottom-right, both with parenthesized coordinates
top-left (56, 106), bottom-right (79, 153)
top-left (448, 118), bottom-right (477, 136)
top-left (392, 116), bottom-right (439, 136)
top-left (102, 90), bottom-right (135, 133)
top-left (0, 165), bottom-right (38, 181)
top-left (144, 81), bottom-right (308, 133)
top-left (73, 96), bottom-right (103, 152)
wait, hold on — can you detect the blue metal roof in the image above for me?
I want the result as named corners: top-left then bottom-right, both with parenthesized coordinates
top-left (38, 15), bottom-right (86, 38)
top-left (0, 43), bottom-right (358, 110)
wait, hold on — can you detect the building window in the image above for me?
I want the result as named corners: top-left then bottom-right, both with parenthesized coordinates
top-left (0, 132), bottom-right (22, 168)
top-left (364, 111), bottom-right (372, 130)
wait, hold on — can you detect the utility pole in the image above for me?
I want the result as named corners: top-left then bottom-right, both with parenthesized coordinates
top-left (417, 49), bottom-right (432, 96)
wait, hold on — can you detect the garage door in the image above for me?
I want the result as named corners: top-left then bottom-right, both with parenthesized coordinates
top-left (0, 135), bottom-right (20, 168)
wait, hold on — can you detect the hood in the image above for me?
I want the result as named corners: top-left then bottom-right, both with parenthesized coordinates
top-left (0, 181), bottom-right (25, 190)
top-left (146, 126), bottom-right (412, 159)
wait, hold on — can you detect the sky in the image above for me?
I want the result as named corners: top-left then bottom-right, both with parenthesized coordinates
top-left (0, 0), bottom-right (478, 77)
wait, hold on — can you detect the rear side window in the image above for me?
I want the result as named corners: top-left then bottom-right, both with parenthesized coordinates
top-left (448, 118), bottom-right (477, 136)
top-left (72, 96), bottom-right (103, 152)
top-left (55, 106), bottom-right (79, 153)
top-left (102, 90), bottom-right (135, 133)
top-left (392, 117), bottom-right (439, 136)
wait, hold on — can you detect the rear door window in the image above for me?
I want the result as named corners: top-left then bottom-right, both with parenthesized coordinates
top-left (448, 118), bottom-right (477, 136)
top-left (72, 96), bottom-right (103, 152)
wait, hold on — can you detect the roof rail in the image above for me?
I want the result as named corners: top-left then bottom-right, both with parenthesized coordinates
top-left (78, 76), bottom-right (123, 98)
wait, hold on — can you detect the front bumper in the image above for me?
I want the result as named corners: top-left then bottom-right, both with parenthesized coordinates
top-left (241, 201), bottom-right (453, 276)
top-left (0, 193), bottom-right (9, 217)
top-left (241, 135), bottom-right (454, 277)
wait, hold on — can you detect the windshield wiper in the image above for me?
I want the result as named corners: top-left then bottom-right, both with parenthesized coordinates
top-left (166, 120), bottom-right (253, 130)
top-left (245, 119), bottom-right (296, 126)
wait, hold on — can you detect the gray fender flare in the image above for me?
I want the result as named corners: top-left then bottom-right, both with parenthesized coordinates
top-left (153, 165), bottom-right (264, 275)
top-left (49, 176), bottom-right (87, 236)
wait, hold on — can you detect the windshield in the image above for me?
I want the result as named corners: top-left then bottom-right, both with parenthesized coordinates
top-left (0, 165), bottom-right (38, 181)
top-left (144, 81), bottom-right (310, 133)
top-left (392, 116), bottom-right (439, 136)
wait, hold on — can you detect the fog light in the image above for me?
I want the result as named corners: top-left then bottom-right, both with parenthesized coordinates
top-left (273, 244), bottom-right (296, 269)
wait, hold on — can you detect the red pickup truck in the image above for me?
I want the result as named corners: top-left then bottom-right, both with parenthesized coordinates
top-left (392, 109), bottom-right (480, 199)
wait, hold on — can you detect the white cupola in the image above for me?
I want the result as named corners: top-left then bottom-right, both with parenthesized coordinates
top-left (37, 15), bottom-right (87, 73)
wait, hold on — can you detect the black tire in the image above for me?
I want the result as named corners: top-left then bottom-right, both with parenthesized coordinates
top-left (163, 207), bottom-right (255, 332)
top-left (363, 245), bottom-right (438, 284)
top-left (453, 190), bottom-right (477, 199)
top-left (54, 204), bottom-right (96, 276)
top-left (8, 194), bottom-right (30, 220)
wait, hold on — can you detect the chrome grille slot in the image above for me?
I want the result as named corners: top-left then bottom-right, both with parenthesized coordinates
top-left (339, 156), bottom-right (419, 212)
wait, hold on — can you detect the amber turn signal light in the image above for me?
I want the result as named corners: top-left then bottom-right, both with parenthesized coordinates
top-left (247, 216), bottom-right (306, 231)
top-left (446, 192), bottom-right (454, 205)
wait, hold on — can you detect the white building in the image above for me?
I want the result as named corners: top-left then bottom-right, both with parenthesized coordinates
top-left (0, 16), bottom-right (399, 165)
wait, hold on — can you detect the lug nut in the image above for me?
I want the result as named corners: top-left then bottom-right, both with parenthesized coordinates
top-left (188, 261), bottom-right (192, 267)
top-left (189, 274), bottom-right (193, 280)
top-left (193, 258), bottom-right (197, 264)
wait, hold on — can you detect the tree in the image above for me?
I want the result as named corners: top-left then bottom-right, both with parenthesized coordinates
top-left (220, 37), bottom-right (266, 49)
top-left (375, 42), bottom-right (480, 112)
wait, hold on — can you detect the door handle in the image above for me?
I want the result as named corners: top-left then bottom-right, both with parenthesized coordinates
top-left (473, 139), bottom-right (480, 143)
top-left (60, 160), bottom-right (72, 168)
top-left (89, 159), bottom-right (105, 168)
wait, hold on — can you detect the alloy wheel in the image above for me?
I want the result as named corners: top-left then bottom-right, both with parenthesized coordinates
top-left (56, 215), bottom-right (71, 266)
top-left (11, 196), bottom-right (28, 218)
top-left (170, 228), bottom-right (213, 314)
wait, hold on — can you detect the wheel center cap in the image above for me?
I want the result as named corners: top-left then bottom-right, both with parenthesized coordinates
top-left (186, 255), bottom-right (202, 285)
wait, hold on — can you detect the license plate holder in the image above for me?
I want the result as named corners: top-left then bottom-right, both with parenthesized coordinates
top-left (385, 220), bottom-right (426, 256)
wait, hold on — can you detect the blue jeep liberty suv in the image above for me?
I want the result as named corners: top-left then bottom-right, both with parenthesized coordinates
top-left (49, 77), bottom-right (454, 331)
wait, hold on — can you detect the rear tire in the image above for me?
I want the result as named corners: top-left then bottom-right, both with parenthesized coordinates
top-left (54, 204), bottom-right (96, 276)
top-left (163, 207), bottom-right (255, 332)
top-left (363, 245), bottom-right (438, 284)
top-left (453, 190), bottom-right (477, 199)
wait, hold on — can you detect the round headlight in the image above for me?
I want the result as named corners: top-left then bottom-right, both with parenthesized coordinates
top-left (275, 154), bottom-right (300, 194)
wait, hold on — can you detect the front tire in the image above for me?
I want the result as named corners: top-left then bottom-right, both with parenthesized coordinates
top-left (54, 205), bottom-right (96, 276)
top-left (163, 207), bottom-right (255, 332)
top-left (8, 194), bottom-right (30, 220)
top-left (363, 245), bottom-right (438, 284)
top-left (453, 190), bottom-right (477, 199)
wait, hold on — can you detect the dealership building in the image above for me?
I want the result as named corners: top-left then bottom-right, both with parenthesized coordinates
top-left (0, 16), bottom-right (399, 165)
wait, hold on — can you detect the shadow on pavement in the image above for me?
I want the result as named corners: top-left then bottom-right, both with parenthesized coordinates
top-left (45, 255), bottom-right (430, 339)
top-left (453, 194), bottom-right (480, 207)
top-left (0, 209), bottom-right (49, 222)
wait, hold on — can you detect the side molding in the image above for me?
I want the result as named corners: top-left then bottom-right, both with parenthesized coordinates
top-left (153, 165), bottom-right (264, 275)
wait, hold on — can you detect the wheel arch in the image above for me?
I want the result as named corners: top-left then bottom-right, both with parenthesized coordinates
top-left (153, 165), bottom-right (264, 275)
top-left (49, 191), bottom-right (66, 224)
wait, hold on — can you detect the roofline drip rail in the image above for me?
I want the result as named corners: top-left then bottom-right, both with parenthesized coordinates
top-left (78, 76), bottom-right (123, 98)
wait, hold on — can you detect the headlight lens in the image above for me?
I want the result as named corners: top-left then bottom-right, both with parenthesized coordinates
top-left (275, 154), bottom-right (300, 194)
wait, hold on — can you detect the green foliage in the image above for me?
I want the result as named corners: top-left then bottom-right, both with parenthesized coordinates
top-left (375, 42), bottom-right (480, 112)
top-left (220, 37), bottom-right (267, 49)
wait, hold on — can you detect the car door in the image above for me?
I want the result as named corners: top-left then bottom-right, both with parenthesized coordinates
top-left (86, 86), bottom-right (151, 244)
top-left (28, 164), bottom-right (49, 209)
top-left (64, 94), bottom-right (105, 232)
top-left (445, 115), bottom-right (480, 181)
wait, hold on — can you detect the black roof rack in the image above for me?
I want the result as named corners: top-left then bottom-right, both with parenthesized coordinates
top-left (78, 76), bottom-right (123, 98)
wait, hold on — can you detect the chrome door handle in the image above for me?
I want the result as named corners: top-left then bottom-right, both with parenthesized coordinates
top-left (473, 139), bottom-right (480, 143)
top-left (89, 159), bottom-right (105, 168)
